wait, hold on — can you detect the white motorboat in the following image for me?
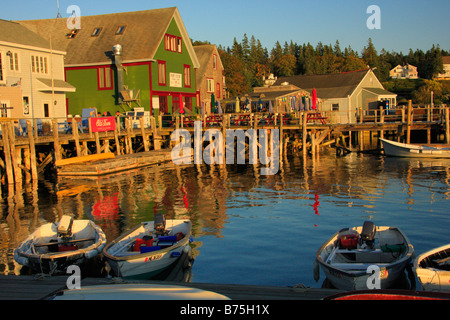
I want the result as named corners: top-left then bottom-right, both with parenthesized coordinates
top-left (414, 243), bottom-right (450, 292)
top-left (380, 138), bottom-right (450, 158)
top-left (314, 221), bottom-right (414, 291)
top-left (14, 215), bottom-right (107, 275)
top-left (103, 214), bottom-right (192, 279)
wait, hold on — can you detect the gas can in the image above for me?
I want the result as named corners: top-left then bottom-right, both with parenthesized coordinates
top-left (339, 234), bottom-right (359, 249)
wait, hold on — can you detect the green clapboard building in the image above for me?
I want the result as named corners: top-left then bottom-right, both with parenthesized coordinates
top-left (19, 7), bottom-right (200, 117)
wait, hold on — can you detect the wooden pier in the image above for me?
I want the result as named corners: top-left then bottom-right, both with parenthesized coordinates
top-left (0, 275), bottom-right (342, 300)
top-left (1, 102), bottom-right (449, 184)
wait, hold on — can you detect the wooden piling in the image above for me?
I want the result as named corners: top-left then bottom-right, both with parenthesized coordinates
top-left (302, 112), bottom-right (307, 156)
top-left (71, 119), bottom-right (81, 156)
top-left (445, 107), bottom-right (450, 144)
top-left (407, 100), bottom-right (412, 144)
top-left (139, 117), bottom-right (149, 152)
top-left (7, 122), bottom-right (21, 182)
top-left (26, 120), bottom-right (38, 181)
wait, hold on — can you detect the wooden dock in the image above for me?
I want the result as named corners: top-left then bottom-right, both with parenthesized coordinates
top-left (56, 149), bottom-right (190, 177)
top-left (0, 275), bottom-right (342, 300)
top-left (1, 102), bottom-right (449, 185)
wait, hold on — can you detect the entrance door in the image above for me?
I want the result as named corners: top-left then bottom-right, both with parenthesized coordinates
top-left (172, 95), bottom-right (180, 113)
top-left (44, 103), bottom-right (50, 118)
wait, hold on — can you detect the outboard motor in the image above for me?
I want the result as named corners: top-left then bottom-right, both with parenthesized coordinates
top-left (360, 221), bottom-right (376, 248)
top-left (57, 215), bottom-right (73, 238)
top-left (154, 214), bottom-right (166, 235)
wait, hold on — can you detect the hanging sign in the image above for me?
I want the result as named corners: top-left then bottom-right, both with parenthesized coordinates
top-left (91, 116), bottom-right (116, 132)
top-left (170, 72), bottom-right (182, 88)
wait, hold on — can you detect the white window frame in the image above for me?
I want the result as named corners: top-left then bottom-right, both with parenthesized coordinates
top-left (206, 78), bottom-right (214, 93)
top-left (8, 51), bottom-right (19, 72)
top-left (0, 51), bottom-right (5, 84)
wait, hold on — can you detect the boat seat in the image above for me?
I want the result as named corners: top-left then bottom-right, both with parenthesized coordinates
top-left (331, 263), bottom-right (391, 271)
top-left (115, 251), bottom-right (142, 257)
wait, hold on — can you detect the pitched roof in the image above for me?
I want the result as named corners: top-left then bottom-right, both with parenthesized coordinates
top-left (362, 87), bottom-right (396, 96)
top-left (0, 19), bottom-right (51, 50)
top-left (273, 69), bottom-right (371, 99)
top-left (194, 45), bottom-right (223, 86)
top-left (443, 56), bottom-right (450, 65)
top-left (18, 7), bottom-right (199, 68)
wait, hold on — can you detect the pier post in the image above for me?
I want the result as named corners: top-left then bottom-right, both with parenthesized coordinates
top-left (26, 120), bottom-right (38, 181)
top-left (445, 107), bottom-right (450, 144)
top-left (52, 119), bottom-right (62, 162)
top-left (279, 113), bottom-right (284, 158)
top-left (71, 119), bottom-right (81, 156)
top-left (302, 112), bottom-right (307, 156)
top-left (407, 100), bottom-right (412, 144)
top-left (1, 123), bottom-right (14, 184)
top-left (7, 122), bottom-right (21, 182)
top-left (379, 106), bottom-right (384, 139)
top-left (140, 117), bottom-right (149, 151)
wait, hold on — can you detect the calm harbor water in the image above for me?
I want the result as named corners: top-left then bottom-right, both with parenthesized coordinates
top-left (1, 149), bottom-right (449, 288)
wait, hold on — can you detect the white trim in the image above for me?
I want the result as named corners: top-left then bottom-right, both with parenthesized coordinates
top-left (0, 41), bottom-right (66, 56)
top-left (66, 58), bottom-right (156, 68)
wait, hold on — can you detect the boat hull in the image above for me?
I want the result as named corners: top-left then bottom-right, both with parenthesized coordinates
top-left (49, 283), bottom-right (230, 300)
top-left (324, 289), bottom-right (450, 300)
top-left (380, 138), bottom-right (450, 158)
top-left (14, 219), bottom-right (107, 275)
top-left (315, 225), bottom-right (414, 291)
top-left (103, 219), bottom-right (192, 279)
top-left (414, 243), bottom-right (450, 292)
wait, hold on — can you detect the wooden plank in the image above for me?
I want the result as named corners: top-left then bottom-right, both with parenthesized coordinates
top-left (55, 152), bottom-right (115, 166)
top-left (0, 275), bottom-right (68, 300)
top-left (0, 275), bottom-right (342, 300)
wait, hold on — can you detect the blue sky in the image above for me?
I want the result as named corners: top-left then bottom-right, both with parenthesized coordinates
top-left (2, 0), bottom-right (449, 54)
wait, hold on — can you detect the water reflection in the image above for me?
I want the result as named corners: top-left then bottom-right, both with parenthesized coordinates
top-left (1, 150), bottom-right (450, 285)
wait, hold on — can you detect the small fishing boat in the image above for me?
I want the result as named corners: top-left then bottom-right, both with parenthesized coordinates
top-left (14, 215), bottom-right (107, 275)
top-left (413, 244), bottom-right (450, 292)
top-left (380, 138), bottom-right (450, 158)
top-left (314, 221), bottom-right (414, 291)
top-left (103, 214), bottom-right (192, 279)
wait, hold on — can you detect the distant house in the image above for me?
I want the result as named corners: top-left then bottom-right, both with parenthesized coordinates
top-left (390, 64), bottom-right (419, 79)
top-left (194, 44), bottom-right (224, 114)
top-left (0, 19), bottom-right (74, 119)
top-left (250, 84), bottom-right (312, 113)
top-left (262, 73), bottom-right (277, 87)
top-left (436, 56), bottom-right (450, 80)
top-left (19, 7), bottom-right (200, 117)
top-left (271, 69), bottom-right (397, 123)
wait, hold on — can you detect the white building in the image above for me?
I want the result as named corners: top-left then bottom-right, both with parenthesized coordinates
top-left (436, 56), bottom-right (450, 80)
top-left (0, 19), bottom-right (74, 119)
top-left (389, 64), bottom-right (419, 79)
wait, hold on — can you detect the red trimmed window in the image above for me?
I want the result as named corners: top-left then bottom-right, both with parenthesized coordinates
top-left (184, 64), bottom-right (191, 87)
top-left (98, 66), bottom-right (113, 90)
top-left (164, 34), bottom-right (182, 53)
top-left (157, 60), bottom-right (166, 86)
top-left (216, 83), bottom-right (221, 99)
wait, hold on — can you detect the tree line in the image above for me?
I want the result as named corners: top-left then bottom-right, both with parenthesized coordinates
top-left (202, 35), bottom-right (448, 103)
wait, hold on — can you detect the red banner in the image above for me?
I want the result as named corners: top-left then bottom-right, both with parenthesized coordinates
top-left (91, 117), bottom-right (116, 132)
